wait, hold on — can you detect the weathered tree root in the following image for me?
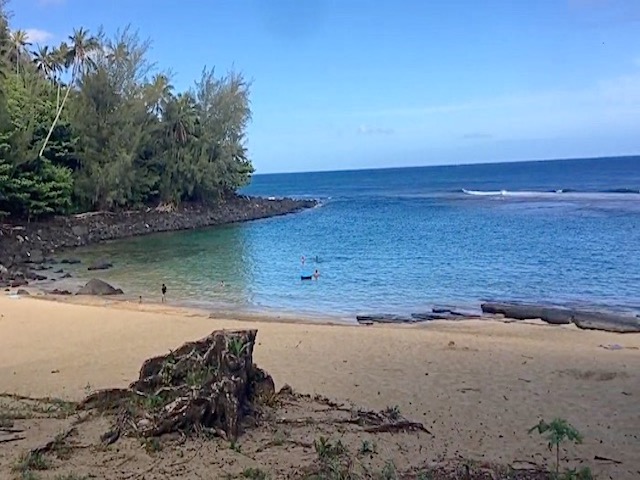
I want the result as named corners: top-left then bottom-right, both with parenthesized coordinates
top-left (80, 329), bottom-right (275, 443)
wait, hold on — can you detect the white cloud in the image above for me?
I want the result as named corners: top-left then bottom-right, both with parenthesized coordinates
top-left (357, 125), bottom-right (394, 135)
top-left (25, 28), bottom-right (54, 44)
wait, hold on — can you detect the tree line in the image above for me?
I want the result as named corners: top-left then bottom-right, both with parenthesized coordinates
top-left (0, 2), bottom-right (254, 220)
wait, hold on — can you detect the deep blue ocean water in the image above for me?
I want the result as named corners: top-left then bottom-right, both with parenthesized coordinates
top-left (61, 156), bottom-right (640, 319)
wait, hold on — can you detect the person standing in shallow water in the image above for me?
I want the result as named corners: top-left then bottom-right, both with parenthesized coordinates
top-left (161, 283), bottom-right (167, 303)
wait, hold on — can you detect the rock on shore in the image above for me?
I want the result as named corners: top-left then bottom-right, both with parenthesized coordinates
top-left (481, 302), bottom-right (640, 333)
top-left (0, 195), bottom-right (316, 287)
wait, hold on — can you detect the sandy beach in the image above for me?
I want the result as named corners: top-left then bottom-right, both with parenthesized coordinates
top-left (1, 293), bottom-right (639, 478)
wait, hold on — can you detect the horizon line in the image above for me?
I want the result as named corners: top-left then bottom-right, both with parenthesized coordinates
top-left (253, 153), bottom-right (640, 176)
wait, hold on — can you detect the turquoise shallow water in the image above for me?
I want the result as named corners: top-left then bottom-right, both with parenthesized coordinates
top-left (59, 156), bottom-right (640, 318)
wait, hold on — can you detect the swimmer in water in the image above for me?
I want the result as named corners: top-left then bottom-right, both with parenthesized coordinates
top-left (313, 269), bottom-right (320, 280)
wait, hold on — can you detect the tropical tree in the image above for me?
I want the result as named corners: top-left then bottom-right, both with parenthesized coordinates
top-left (9, 29), bottom-right (30, 74)
top-left (38, 28), bottom-right (100, 157)
top-left (0, 12), bottom-right (255, 219)
top-left (31, 44), bottom-right (54, 79)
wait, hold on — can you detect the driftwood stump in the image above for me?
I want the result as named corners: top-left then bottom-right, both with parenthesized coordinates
top-left (81, 329), bottom-right (275, 442)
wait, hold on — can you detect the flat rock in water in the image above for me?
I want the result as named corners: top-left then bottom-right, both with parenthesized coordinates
top-left (572, 311), bottom-right (640, 333)
top-left (356, 314), bottom-right (416, 324)
top-left (411, 312), bottom-right (458, 321)
top-left (49, 288), bottom-right (72, 295)
top-left (77, 278), bottom-right (123, 296)
top-left (60, 258), bottom-right (81, 264)
top-left (87, 259), bottom-right (113, 271)
top-left (481, 302), bottom-right (573, 325)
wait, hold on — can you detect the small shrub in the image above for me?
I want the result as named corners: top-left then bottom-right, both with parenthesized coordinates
top-left (384, 405), bottom-right (401, 421)
top-left (558, 467), bottom-right (594, 480)
top-left (241, 467), bottom-right (269, 479)
top-left (0, 413), bottom-right (14, 428)
top-left (529, 418), bottom-right (584, 476)
top-left (272, 429), bottom-right (288, 446)
top-left (54, 474), bottom-right (90, 480)
top-left (142, 437), bottom-right (162, 454)
top-left (13, 452), bottom-right (50, 472)
top-left (380, 461), bottom-right (397, 480)
top-left (358, 440), bottom-right (376, 455)
top-left (314, 436), bottom-right (348, 461)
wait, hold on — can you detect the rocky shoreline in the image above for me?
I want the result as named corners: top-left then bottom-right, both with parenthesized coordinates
top-left (0, 195), bottom-right (317, 287)
top-left (357, 302), bottom-right (640, 333)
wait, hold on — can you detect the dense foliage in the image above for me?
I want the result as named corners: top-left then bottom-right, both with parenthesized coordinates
top-left (0, 3), bottom-right (253, 220)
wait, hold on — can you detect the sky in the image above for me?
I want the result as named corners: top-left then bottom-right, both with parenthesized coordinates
top-left (9, 0), bottom-right (640, 173)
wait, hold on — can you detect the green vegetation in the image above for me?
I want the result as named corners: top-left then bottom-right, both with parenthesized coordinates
top-left (228, 337), bottom-right (249, 357)
top-left (241, 467), bottom-right (270, 480)
top-left (529, 418), bottom-right (593, 479)
top-left (0, 1), bottom-right (253, 220)
top-left (383, 405), bottom-right (401, 421)
top-left (12, 451), bottom-right (49, 473)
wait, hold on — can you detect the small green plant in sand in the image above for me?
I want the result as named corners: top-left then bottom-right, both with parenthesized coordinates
top-left (230, 440), bottom-right (242, 453)
top-left (228, 337), bottom-right (249, 357)
top-left (529, 418), bottom-right (592, 479)
top-left (13, 452), bottom-right (50, 473)
top-left (18, 472), bottom-right (41, 480)
top-left (272, 429), bottom-right (288, 446)
top-left (380, 461), bottom-right (397, 480)
top-left (83, 383), bottom-right (92, 396)
top-left (0, 412), bottom-right (14, 427)
top-left (383, 405), bottom-right (401, 421)
top-left (358, 440), bottom-right (376, 455)
top-left (241, 467), bottom-right (270, 479)
top-left (141, 437), bottom-right (162, 454)
top-left (314, 436), bottom-right (348, 460)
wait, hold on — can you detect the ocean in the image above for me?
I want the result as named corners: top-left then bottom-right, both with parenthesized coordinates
top-left (59, 156), bottom-right (640, 319)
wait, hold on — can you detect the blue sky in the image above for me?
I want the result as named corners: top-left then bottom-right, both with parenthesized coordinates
top-left (10, 0), bottom-right (640, 173)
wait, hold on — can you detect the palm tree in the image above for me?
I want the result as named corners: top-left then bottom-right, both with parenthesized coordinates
top-left (39, 28), bottom-right (100, 157)
top-left (164, 93), bottom-right (198, 144)
top-left (147, 73), bottom-right (174, 117)
top-left (10, 29), bottom-right (31, 74)
top-left (67, 27), bottom-right (100, 78)
top-left (51, 42), bottom-right (72, 109)
top-left (31, 45), bottom-right (55, 80)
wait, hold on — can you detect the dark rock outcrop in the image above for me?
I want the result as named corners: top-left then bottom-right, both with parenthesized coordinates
top-left (16, 289), bottom-right (29, 296)
top-left (60, 258), bottom-right (81, 264)
top-left (77, 279), bottom-right (124, 296)
top-left (0, 195), bottom-right (316, 286)
top-left (482, 301), bottom-right (640, 333)
top-left (87, 260), bottom-right (113, 271)
top-left (481, 303), bottom-right (573, 325)
top-left (356, 314), bottom-right (417, 324)
top-left (49, 288), bottom-right (72, 295)
top-left (572, 311), bottom-right (640, 333)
